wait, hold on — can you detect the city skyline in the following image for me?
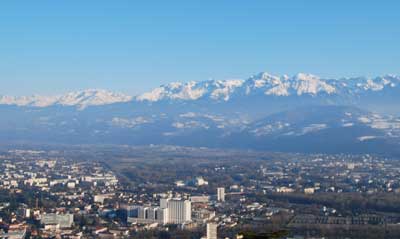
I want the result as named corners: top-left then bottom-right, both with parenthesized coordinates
top-left (0, 2), bottom-right (399, 238)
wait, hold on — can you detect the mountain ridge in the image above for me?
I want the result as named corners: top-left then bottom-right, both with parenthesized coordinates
top-left (1, 72), bottom-right (399, 108)
top-left (0, 71), bottom-right (399, 154)
top-left (0, 89), bottom-right (132, 109)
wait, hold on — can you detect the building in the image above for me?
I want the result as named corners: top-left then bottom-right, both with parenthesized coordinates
top-left (127, 206), bottom-right (167, 224)
top-left (162, 198), bottom-right (191, 224)
top-left (193, 209), bottom-right (216, 223)
top-left (276, 187), bottom-right (294, 193)
top-left (190, 196), bottom-right (209, 203)
top-left (128, 198), bottom-right (191, 225)
top-left (24, 208), bottom-right (31, 218)
top-left (67, 182), bottom-right (76, 189)
top-left (194, 177), bottom-right (208, 186)
top-left (41, 213), bottom-right (74, 229)
top-left (0, 229), bottom-right (26, 239)
top-left (94, 194), bottom-right (113, 204)
top-left (207, 223), bottom-right (217, 239)
top-left (304, 187), bottom-right (315, 194)
top-left (217, 187), bottom-right (225, 202)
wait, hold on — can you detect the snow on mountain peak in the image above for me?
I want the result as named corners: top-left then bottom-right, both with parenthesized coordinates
top-left (291, 73), bottom-right (336, 95)
top-left (2, 71), bottom-right (400, 107)
top-left (210, 79), bottom-right (244, 101)
top-left (0, 95), bottom-right (59, 107)
top-left (135, 71), bottom-right (340, 102)
top-left (56, 89), bottom-right (132, 108)
top-left (136, 81), bottom-right (207, 102)
top-left (248, 72), bottom-right (336, 96)
top-left (136, 79), bottom-right (245, 102)
top-left (0, 89), bottom-right (132, 109)
top-left (294, 73), bottom-right (320, 81)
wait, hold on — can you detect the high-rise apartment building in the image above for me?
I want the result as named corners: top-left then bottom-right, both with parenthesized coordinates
top-left (207, 223), bottom-right (217, 239)
top-left (128, 198), bottom-right (191, 224)
top-left (161, 198), bottom-right (191, 224)
top-left (217, 187), bottom-right (225, 202)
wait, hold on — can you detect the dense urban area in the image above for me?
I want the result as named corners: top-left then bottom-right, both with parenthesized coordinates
top-left (0, 145), bottom-right (400, 239)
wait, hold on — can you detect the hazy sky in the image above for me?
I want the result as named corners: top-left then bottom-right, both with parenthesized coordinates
top-left (1, 1), bottom-right (399, 96)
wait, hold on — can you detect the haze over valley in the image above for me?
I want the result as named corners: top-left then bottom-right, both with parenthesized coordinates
top-left (1, 72), bottom-right (399, 155)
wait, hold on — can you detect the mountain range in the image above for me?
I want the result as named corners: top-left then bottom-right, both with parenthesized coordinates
top-left (1, 72), bottom-right (399, 155)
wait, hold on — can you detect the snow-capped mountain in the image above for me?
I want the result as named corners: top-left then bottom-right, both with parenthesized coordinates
top-left (136, 72), bottom-right (400, 102)
top-left (0, 71), bottom-right (399, 155)
top-left (0, 89), bottom-right (132, 109)
top-left (136, 79), bottom-right (245, 102)
top-left (1, 72), bottom-right (399, 108)
top-left (132, 72), bottom-right (400, 118)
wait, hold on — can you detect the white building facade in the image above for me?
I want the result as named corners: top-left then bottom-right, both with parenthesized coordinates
top-left (128, 198), bottom-right (191, 224)
top-left (207, 223), bottom-right (217, 239)
top-left (217, 187), bottom-right (225, 202)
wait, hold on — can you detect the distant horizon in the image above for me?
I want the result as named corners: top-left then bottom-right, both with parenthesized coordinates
top-left (1, 3), bottom-right (400, 239)
top-left (1, 1), bottom-right (399, 96)
top-left (0, 70), bottom-right (399, 97)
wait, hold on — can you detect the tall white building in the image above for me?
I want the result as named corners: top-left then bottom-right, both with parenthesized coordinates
top-left (160, 198), bottom-right (169, 209)
top-left (162, 198), bottom-right (191, 224)
top-left (128, 198), bottom-right (191, 224)
top-left (207, 223), bottom-right (217, 239)
top-left (217, 187), bottom-right (225, 202)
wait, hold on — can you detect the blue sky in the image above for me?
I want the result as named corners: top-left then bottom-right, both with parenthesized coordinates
top-left (1, 1), bottom-right (399, 96)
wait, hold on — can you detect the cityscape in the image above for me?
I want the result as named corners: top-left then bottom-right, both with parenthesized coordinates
top-left (0, 146), bottom-right (400, 238)
top-left (1, 1), bottom-right (399, 238)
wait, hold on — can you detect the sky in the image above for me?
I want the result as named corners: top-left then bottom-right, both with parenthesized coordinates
top-left (0, 1), bottom-right (399, 96)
